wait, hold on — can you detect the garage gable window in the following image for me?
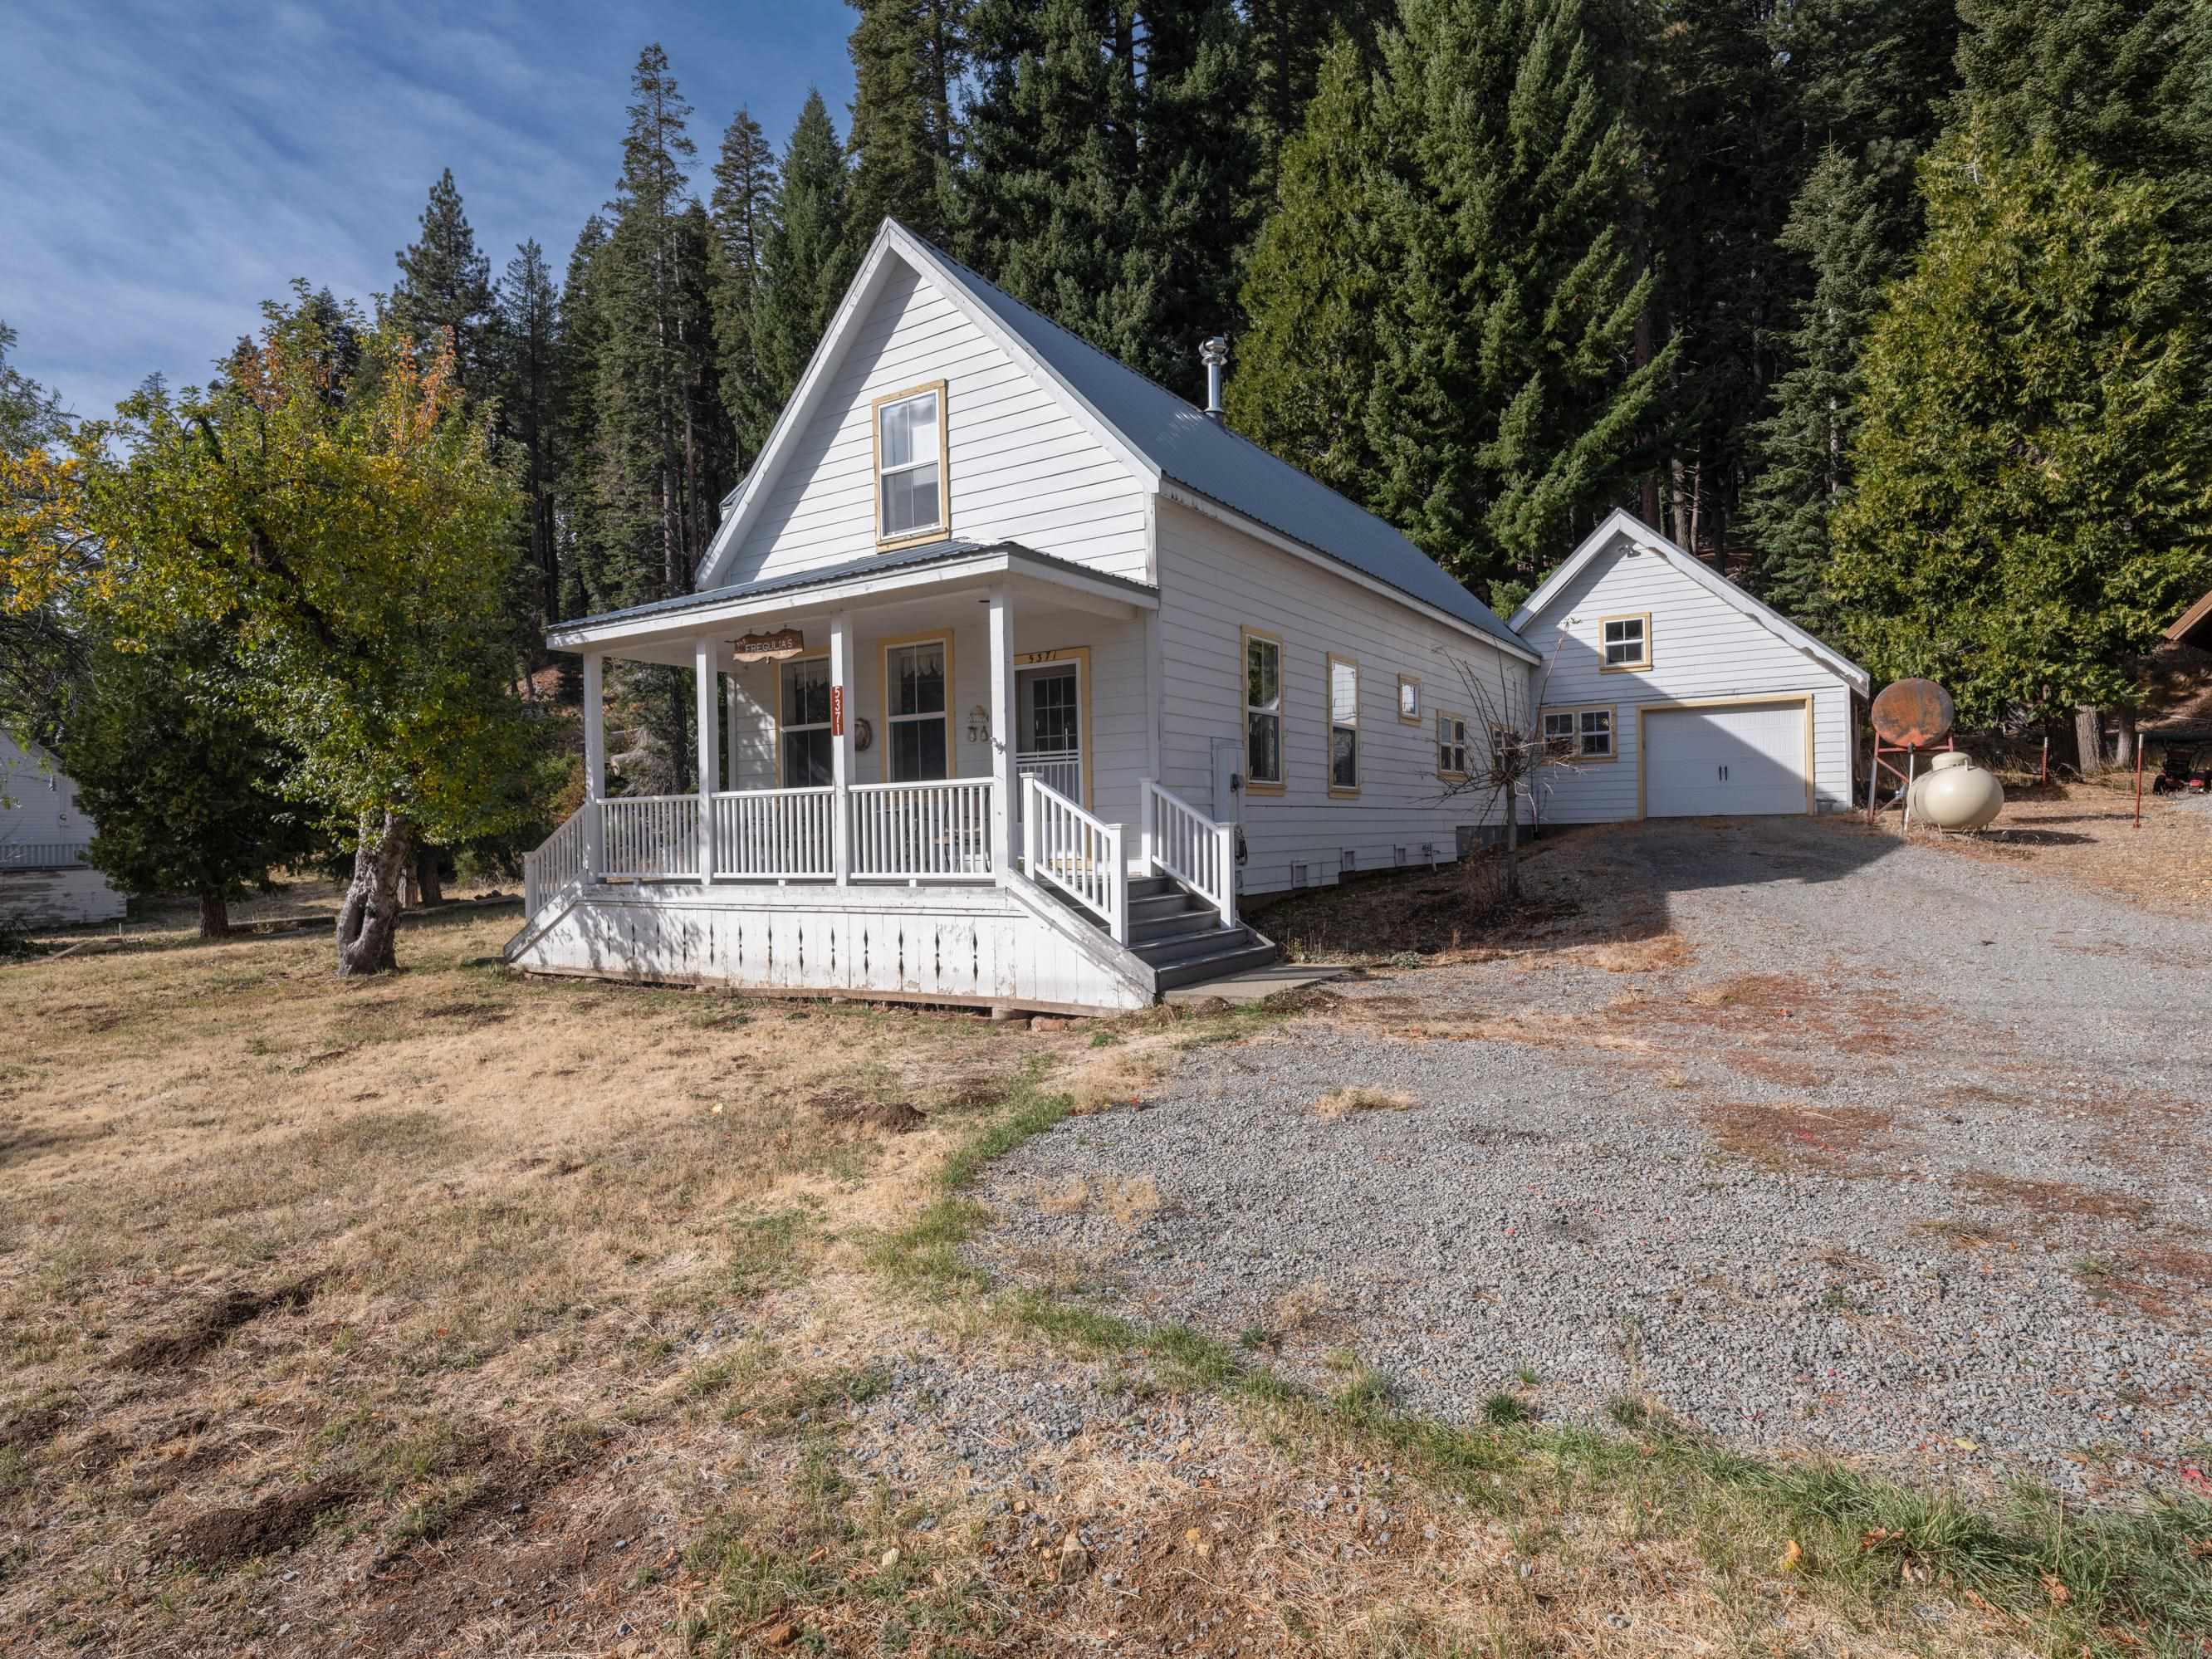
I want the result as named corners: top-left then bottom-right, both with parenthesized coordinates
top-left (1600, 613), bottom-right (1651, 671)
top-left (1543, 705), bottom-right (1615, 761)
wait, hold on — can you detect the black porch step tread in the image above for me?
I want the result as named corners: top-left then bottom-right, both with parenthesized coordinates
top-left (1152, 939), bottom-right (1280, 991)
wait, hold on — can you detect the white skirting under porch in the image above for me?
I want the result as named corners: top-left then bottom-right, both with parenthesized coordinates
top-left (506, 879), bottom-right (1153, 1015)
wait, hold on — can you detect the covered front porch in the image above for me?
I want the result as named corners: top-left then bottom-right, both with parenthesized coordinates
top-left (508, 541), bottom-right (1259, 1011)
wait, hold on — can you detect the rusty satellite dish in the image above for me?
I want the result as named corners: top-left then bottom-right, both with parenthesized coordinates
top-left (1870, 678), bottom-right (1955, 749)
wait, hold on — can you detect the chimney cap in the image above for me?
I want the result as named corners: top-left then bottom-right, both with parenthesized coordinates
top-left (1199, 335), bottom-right (1230, 366)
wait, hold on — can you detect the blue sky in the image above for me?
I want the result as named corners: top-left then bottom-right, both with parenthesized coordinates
top-left (0, 2), bottom-right (856, 420)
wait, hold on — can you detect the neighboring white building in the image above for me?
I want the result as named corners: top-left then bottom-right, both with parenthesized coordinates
top-left (1510, 511), bottom-right (1867, 824)
top-left (507, 223), bottom-right (1862, 1013)
top-left (0, 734), bottom-right (128, 928)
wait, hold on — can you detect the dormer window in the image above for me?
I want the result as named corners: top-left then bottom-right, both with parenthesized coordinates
top-left (874, 381), bottom-right (947, 544)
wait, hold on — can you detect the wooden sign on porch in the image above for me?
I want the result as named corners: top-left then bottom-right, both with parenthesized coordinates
top-left (729, 628), bottom-right (805, 663)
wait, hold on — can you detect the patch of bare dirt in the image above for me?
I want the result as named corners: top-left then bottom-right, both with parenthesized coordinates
top-left (163, 1476), bottom-right (358, 1568)
top-left (808, 1094), bottom-right (929, 1134)
top-left (113, 1274), bottom-right (325, 1372)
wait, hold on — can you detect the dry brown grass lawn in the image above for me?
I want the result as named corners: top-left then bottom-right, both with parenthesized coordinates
top-left (2, 896), bottom-right (2199, 1656)
top-left (1313, 1084), bottom-right (1417, 1118)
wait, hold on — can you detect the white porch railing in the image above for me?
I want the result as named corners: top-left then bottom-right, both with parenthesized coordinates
top-left (1023, 776), bottom-right (1127, 942)
top-left (1015, 751), bottom-right (1082, 803)
top-left (851, 778), bottom-right (995, 880)
top-left (713, 786), bottom-right (834, 879)
top-left (521, 807), bottom-right (590, 920)
top-left (601, 795), bottom-right (702, 880)
top-left (1142, 779), bottom-right (1236, 929)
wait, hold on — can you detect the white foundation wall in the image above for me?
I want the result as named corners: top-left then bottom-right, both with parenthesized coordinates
top-left (1516, 530), bottom-right (1857, 822)
top-left (509, 883), bottom-right (1151, 1013)
top-left (1153, 499), bottom-right (1517, 897)
top-left (717, 263), bottom-right (1151, 588)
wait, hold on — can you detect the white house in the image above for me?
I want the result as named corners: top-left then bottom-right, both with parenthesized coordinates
top-left (1509, 511), bottom-right (1868, 823)
top-left (506, 222), bottom-right (1864, 1013)
top-left (0, 734), bottom-right (128, 928)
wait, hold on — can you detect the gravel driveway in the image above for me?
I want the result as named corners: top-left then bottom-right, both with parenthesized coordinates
top-left (971, 817), bottom-right (2212, 1500)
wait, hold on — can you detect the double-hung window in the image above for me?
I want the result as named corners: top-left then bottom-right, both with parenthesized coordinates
top-left (1436, 712), bottom-right (1470, 779)
top-left (1328, 655), bottom-right (1359, 794)
top-left (885, 639), bottom-right (949, 781)
top-left (779, 658), bottom-right (834, 787)
top-left (874, 383), bottom-right (946, 544)
top-left (1243, 630), bottom-right (1283, 789)
top-left (1543, 706), bottom-right (1614, 761)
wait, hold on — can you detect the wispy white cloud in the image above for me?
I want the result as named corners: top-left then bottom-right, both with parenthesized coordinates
top-left (0, 0), bottom-right (854, 418)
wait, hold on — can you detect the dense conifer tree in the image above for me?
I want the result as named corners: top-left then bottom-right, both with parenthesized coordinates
top-left (845, 0), bottom-right (969, 247)
top-left (708, 107), bottom-right (781, 469)
top-left (389, 169), bottom-right (498, 394)
top-left (751, 92), bottom-right (855, 425)
top-left (493, 240), bottom-right (561, 639)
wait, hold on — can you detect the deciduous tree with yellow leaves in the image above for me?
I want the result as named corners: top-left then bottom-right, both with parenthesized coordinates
top-left (69, 287), bottom-right (538, 975)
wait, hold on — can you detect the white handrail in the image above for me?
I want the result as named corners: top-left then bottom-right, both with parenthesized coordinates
top-left (521, 805), bottom-right (590, 920)
top-left (713, 786), bottom-right (834, 879)
top-left (1023, 776), bottom-right (1127, 942)
top-left (850, 776), bottom-right (995, 880)
top-left (1142, 779), bottom-right (1236, 929)
top-left (599, 795), bottom-right (702, 880)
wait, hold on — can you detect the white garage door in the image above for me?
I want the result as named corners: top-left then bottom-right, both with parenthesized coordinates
top-left (1642, 702), bottom-right (1808, 818)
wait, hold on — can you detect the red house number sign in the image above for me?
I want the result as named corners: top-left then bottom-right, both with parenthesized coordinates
top-left (830, 684), bottom-right (844, 737)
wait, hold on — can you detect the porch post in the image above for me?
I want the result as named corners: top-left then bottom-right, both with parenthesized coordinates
top-left (987, 583), bottom-right (1015, 878)
top-left (829, 610), bottom-right (854, 885)
top-left (693, 637), bottom-right (717, 883)
top-left (581, 652), bottom-right (606, 878)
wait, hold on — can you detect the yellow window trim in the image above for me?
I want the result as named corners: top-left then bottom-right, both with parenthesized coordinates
top-left (880, 629), bottom-right (955, 782)
top-left (1435, 707), bottom-right (1471, 781)
top-left (871, 379), bottom-right (950, 550)
top-left (1541, 702), bottom-right (1619, 764)
top-left (1598, 611), bottom-right (1652, 673)
top-left (1326, 652), bottom-right (1361, 797)
top-left (1240, 625), bottom-right (1285, 793)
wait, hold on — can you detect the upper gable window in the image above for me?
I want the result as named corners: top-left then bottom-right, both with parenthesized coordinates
top-left (875, 382), bottom-right (947, 544)
top-left (1600, 613), bottom-right (1651, 671)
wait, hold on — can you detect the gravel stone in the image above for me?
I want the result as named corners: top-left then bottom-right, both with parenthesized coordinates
top-left (970, 819), bottom-right (2212, 1500)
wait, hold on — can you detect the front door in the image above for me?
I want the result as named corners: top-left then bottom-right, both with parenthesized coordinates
top-left (1015, 661), bottom-right (1083, 806)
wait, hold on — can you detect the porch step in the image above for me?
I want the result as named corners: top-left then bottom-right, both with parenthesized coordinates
top-left (1151, 938), bottom-right (1282, 991)
top-left (1132, 922), bottom-right (1259, 967)
top-left (1032, 869), bottom-right (1279, 996)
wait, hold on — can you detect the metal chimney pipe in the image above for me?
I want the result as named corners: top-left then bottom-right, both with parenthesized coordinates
top-left (1199, 335), bottom-right (1229, 420)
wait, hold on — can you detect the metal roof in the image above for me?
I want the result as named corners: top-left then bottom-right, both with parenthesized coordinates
top-left (556, 538), bottom-right (1153, 634)
top-left (908, 234), bottom-right (1526, 652)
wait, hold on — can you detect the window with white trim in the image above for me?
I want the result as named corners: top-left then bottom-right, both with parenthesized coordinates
top-left (1436, 712), bottom-right (1469, 778)
top-left (1397, 675), bottom-right (1421, 722)
top-left (779, 657), bottom-right (833, 788)
top-left (886, 639), bottom-right (949, 781)
top-left (1329, 655), bottom-right (1359, 793)
top-left (1244, 631), bottom-right (1282, 787)
top-left (1601, 614), bottom-right (1650, 669)
top-left (875, 386), bottom-right (944, 541)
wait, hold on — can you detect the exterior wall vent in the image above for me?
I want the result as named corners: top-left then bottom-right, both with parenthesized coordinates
top-left (1393, 844), bottom-right (1408, 868)
top-left (1290, 861), bottom-right (1308, 889)
top-left (1341, 848), bottom-right (1357, 873)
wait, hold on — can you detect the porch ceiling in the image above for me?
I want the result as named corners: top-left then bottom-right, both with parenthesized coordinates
top-left (548, 538), bottom-right (1154, 666)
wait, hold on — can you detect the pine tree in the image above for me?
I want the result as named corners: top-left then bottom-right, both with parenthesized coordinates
top-left (752, 91), bottom-right (855, 422)
top-left (494, 240), bottom-right (560, 635)
top-left (1242, 0), bottom-right (1390, 201)
top-left (1235, 0), bottom-right (1668, 599)
top-left (554, 215), bottom-right (612, 621)
top-left (389, 169), bottom-right (497, 394)
top-left (845, 0), bottom-right (969, 247)
top-left (1829, 131), bottom-right (2212, 727)
top-left (1737, 0), bottom-right (1961, 620)
top-left (709, 106), bottom-right (780, 467)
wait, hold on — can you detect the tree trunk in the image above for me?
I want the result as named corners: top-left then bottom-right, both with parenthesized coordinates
top-left (2112, 708), bottom-right (2136, 772)
top-left (336, 811), bottom-right (414, 976)
top-left (2073, 706), bottom-right (2105, 776)
top-left (1501, 787), bottom-right (1521, 902)
top-left (415, 844), bottom-right (444, 907)
top-left (198, 893), bottom-right (231, 939)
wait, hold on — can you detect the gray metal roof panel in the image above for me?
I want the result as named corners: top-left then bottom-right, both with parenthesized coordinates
top-left (557, 538), bottom-right (1152, 634)
top-left (912, 237), bottom-right (1525, 651)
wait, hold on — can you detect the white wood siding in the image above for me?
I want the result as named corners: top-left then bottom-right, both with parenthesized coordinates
top-left (1516, 530), bottom-right (1855, 822)
top-left (1153, 501), bottom-right (1515, 898)
top-left (511, 883), bottom-right (1150, 1014)
top-left (722, 265), bottom-right (1150, 586)
top-left (0, 737), bottom-right (127, 924)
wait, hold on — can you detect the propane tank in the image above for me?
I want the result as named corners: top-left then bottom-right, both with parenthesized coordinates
top-left (1907, 751), bottom-right (2004, 830)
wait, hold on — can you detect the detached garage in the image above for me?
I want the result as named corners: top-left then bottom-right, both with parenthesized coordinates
top-left (1507, 511), bottom-right (1869, 824)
